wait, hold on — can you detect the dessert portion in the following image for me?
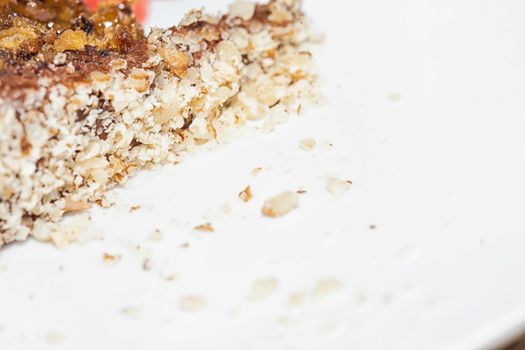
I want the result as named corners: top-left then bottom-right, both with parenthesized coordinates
top-left (0, 0), bottom-right (320, 247)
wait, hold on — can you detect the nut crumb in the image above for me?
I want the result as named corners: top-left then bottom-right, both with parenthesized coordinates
top-left (103, 253), bottom-right (121, 266)
top-left (194, 223), bottom-right (215, 232)
top-left (250, 167), bottom-right (263, 177)
top-left (180, 242), bottom-right (190, 248)
top-left (249, 277), bottom-right (279, 300)
top-left (261, 191), bottom-right (299, 218)
top-left (239, 186), bottom-right (253, 202)
top-left (179, 295), bottom-right (207, 312)
top-left (326, 176), bottom-right (352, 197)
top-left (299, 138), bottom-right (316, 151)
top-left (129, 205), bottom-right (141, 213)
top-left (296, 189), bottom-right (307, 194)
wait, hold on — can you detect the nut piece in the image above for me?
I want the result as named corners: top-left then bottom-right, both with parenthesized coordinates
top-left (54, 29), bottom-right (87, 52)
top-left (239, 186), bottom-right (253, 202)
top-left (64, 198), bottom-right (92, 213)
top-left (194, 223), bottom-right (215, 232)
top-left (228, 1), bottom-right (256, 21)
top-left (261, 191), bottom-right (299, 218)
top-left (0, 26), bottom-right (38, 49)
top-left (129, 205), bottom-right (141, 213)
top-left (102, 253), bottom-right (121, 267)
top-left (326, 176), bottom-right (352, 197)
top-left (159, 47), bottom-right (189, 78)
top-left (53, 53), bottom-right (67, 66)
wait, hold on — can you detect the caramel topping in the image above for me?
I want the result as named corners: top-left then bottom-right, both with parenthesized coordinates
top-left (0, 0), bottom-right (146, 94)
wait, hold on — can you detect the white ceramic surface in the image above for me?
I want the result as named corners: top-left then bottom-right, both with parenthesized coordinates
top-left (1, 1), bottom-right (525, 349)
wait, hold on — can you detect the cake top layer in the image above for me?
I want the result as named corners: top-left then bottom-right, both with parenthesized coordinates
top-left (0, 0), bottom-right (147, 96)
top-left (0, 0), bottom-right (303, 98)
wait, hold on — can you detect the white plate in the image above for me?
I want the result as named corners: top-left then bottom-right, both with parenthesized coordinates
top-left (1, 1), bottom-right (525, 349)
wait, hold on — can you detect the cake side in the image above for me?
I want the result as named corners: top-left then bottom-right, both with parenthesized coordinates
top-left (0, 0), bottom-right (321, 247)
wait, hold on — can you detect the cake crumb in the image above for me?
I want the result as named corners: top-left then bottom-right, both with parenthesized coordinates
top-left (194, 223), bottom-right (215, 232)
top-left (129, 205), bottom-right (141, 213)
top-left (321, 141), bottom-right (334, 151)
top-left (149, 229), bottom-right (164, 242)
top-left (142, 258), bottom-right (153, 271)
top-left (248, 277), bottom-right (279, 300)
top-left (389, 92), bottom-right (402, 102)
top-left (326, 176), bottom-right (352, 197)
top-left (32, 214), bottom-right (101, 248)
top-left (288, 291), bottom-right (307, 307)
top-left (163, 274), bottom-right (178, 282)
top-left (103, 253), bottom-right (121, 267)
top-left (250, 167), bottom-right (263, 177)
top-left (313, 278), bottom-right (343, 297)
top-left (221, 203), bottom-right (232, 215)
top-left (299, 138), bottom-right (316, 151)
top-left (96, 196), bottom-right (115, 208)
top-left (120, 306), bottom-right (141, 319)
top-left (180, 242), bottom-right (190, 248)
top-left (239, 186), bottom-right (253, 203)
top-left (261, 191), bottom-right (299, 218)
top-left (369, 224), bottom-right (377, 230)
top-left (179, 295), bottom-right (207, 312)
top-left (45, 330), bottom-right (64, 344)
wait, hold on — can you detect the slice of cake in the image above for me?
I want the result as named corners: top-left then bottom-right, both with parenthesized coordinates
top-left (0, 0), bottom-right (320, 247)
